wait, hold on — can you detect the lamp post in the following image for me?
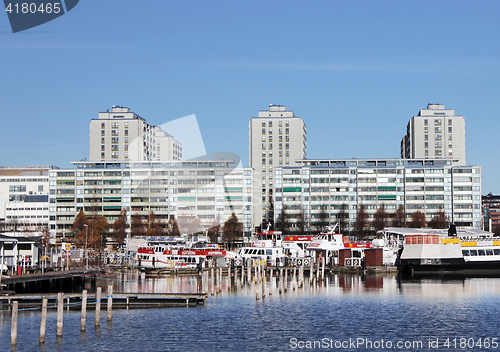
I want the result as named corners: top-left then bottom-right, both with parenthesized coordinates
top-left (83, 224), bottom-right (88, 271)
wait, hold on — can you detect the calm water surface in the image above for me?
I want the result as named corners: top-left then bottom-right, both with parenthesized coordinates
top-left (2, 272), bottom-right (500, 351)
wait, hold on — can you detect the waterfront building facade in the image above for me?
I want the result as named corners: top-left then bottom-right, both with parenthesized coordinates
top-left (0, 166), bottom-right (55, 235)
top-left (49, 160), bottom-right (253, 242)
top-left (401, 104), bottom-right (466, 165)
top-left (249, 105), bottom-right (306, 229)
top-left (482, 193), bottom-right (500, 233)
top-left (89, 106), bottom-right (182, 162)
top-left (274, 158), bottom-right (481, 233)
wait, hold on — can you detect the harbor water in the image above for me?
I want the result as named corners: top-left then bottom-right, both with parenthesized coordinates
top-left (2, 271), bottom-right (500, 351)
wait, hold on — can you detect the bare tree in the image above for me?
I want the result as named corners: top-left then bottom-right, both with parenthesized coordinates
top-left (392, 205), bottom-right (406, 227)
top-left (372, 205), bottom-right (389, 232)
top-left (315, 205), bottom-right (329, 234)
top-left (72, 210), bottom-right (88, 246)
top-left (409, 211), bottom-right (427, 228)
top-left (166, 216), bottom-right (180, 237)
top-left (354, 205), bottom-right (369, 239)
top-left (111, 208), bottom-right (128, 246)
top-left (222, 212), bottom-right (243, 246)
top-left (131, 214), bottom-right (145, 237)
top-left (146, 211), bottom-right (163, 237)
top-left (428, 207), bottom-right (449, 229)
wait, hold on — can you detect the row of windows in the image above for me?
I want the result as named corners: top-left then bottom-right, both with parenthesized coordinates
top-left (423, 119), bottom-right (453, 126)
top-left (262, 143), bottom-right (290, 149)
top-left (261, 128), bottom-right (290, 134)
top-left (261, 121), bottom-right (290, 127)
top-left (102, 122), bottom-right (129, 128)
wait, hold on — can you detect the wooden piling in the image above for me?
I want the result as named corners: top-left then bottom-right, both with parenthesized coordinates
top-left (284, 267), bottom-right (288, 292)
top-left (39, 297), bottom-right (47, 343)
top-left (56, 292), bottom-right (64, 336)
top-left (210, 267), bottom-right (214, 295)
top-left (247, 260), bottom-right (251, 286)
top-left (107, 284), bottom-right (113, 322)
top-left (269, 267), bottom-right (273, 295)
top-left (81, 290), bottom-right (87, 332)
top-left (95, 287), bottom-right (101, 327)
top-left (279, 268), bottom-right (283, 294)
top-left (11, 301), bottom-right (18, 345)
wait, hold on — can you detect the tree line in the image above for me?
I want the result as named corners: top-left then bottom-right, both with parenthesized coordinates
top-left (71, 209), bottom-right (244, 250)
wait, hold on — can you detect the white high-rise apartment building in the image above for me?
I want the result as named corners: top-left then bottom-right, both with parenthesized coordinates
top-left (249, 105), bottom-right (306, 229)
top-left (401, 103), bottom-right (466, 165)
top-left (89, 106), bottom-right (182, 162)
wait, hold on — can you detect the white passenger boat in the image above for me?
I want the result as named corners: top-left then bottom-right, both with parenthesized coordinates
top-left (395, 227), bottom-right (500, 274)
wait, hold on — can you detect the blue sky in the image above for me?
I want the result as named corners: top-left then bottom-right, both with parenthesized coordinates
top-left (1, 1), bottom-right (499, 193)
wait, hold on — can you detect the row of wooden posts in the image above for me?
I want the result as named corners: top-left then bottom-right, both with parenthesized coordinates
top-left (207, 257), bottom-right (328, 299)
top-left (10, 284), bottom-right (114, 346)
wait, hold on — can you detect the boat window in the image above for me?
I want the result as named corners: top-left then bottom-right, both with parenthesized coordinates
top-left (259, 249), bottom-right (264, 255)
top-left (266, 249), bottom-right (272, 256)
top-left (486, 249), bottom-right (494, 256)
top-left (495, 249), bottom-right (500, 255)
top-left (462, 250), bottom-right (470, 256)
top-left (478, 250), bottom-right (486, 256)
top-left (470, 250), bottom-right (478, 256)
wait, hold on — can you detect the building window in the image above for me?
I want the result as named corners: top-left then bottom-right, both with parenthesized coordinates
top-left (286, 143), bottom-right (289, 149)
top-left (101, 138), bottom-right (105, 144)
top-left (125, 130), bottom-right (128, 136)
top-left (424, 127), bottom-right (428, 133)
top-left (448, 127), bottom-right (452, 133)
top-left (112, 137), bottom-right (119, 143)
top-left (286, 136), bottom-right (289, 142)
top-left (279, 128), bottom-right (282, 134)
top-left (424, 134), bottom-right (428, 141)
top-left (286, 158), bottom-right (289, 164)
top-left (269, 143), bottom-right (272, 149)
top-left (435, 142), bottom-right (442, 148)
top-left (101, 153), bottom-right (105, 159)
top-left (285, 121), bottom-right (289, 127)
top-left (269, 159), bottom-right (273, 165)
top-left (101, 130), bottom-right (105, 136)
top-left (112, 145), bottom-right (119, 151)
top-left (435, 127), bottom-right (442, 133)
top-left (448, 119), bottom-right (452, 125)
top-left (449, 134), bottom-right (452, 140)
top-left (112, 130), bottom-right (118, 136)
top-left (125, 122), bottom-right (128, 128)
top-left (262, 128), bottom-right (266, 134)
top-left (424, 142), bottom-right (428, 148)
top-left (285, 128), bottom-right (289, 134)
top-left (424, 119), bottom-right (428, 125)
top-left (112, 122), bottom-right (118, 128)
top-left (279, 158), bottom-right (283, 164)
top-left (279, 121), bottom-right (282, 127)
top-left (38, 185), bottom-right (43, 192)
top-left (262, 143), bottom-right (266, 149)
top-left (269, 129), bottom-right (272, 134)
top-left (125, 152), bottom-right (128, 159)
top-left (286, 151), bottom-right (289, 157)
top-left (448, 141), bottom-right (452, 148)
top-left (262, 136), bottom-right (266, 142)
top-left (101, 145), bottom-right (105, 151)
top-left (269, 121), bottom-right (272, 127)
top-left (269, 136), bottom-right (272, 142)
top-left (125, 137), bottom-right (128, 143)
top-left (435, 119), bottom-right (442, 126)
top-left (262, 122), bottom-right (265, 127)
top-left (262, 158), bottom-right (266, 165)
top-left (111, 152), bottom-right (118, 159)
top-left (101, 123), bottom-right (105, 128)
top-left (435, 134), bottom-right (442, 141)
top-left (279, 143), bottom-right (282, 149)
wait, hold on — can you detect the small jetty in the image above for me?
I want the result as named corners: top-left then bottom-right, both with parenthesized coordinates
top-left (0, 292), bottom-right (207, 310)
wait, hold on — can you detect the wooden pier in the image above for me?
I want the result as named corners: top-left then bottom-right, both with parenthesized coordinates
top-left (0, 292), bottom-right (207, 310)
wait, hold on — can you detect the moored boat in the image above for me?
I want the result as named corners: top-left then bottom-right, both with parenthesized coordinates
top-left (396, 227), bottom-right (500, 274)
